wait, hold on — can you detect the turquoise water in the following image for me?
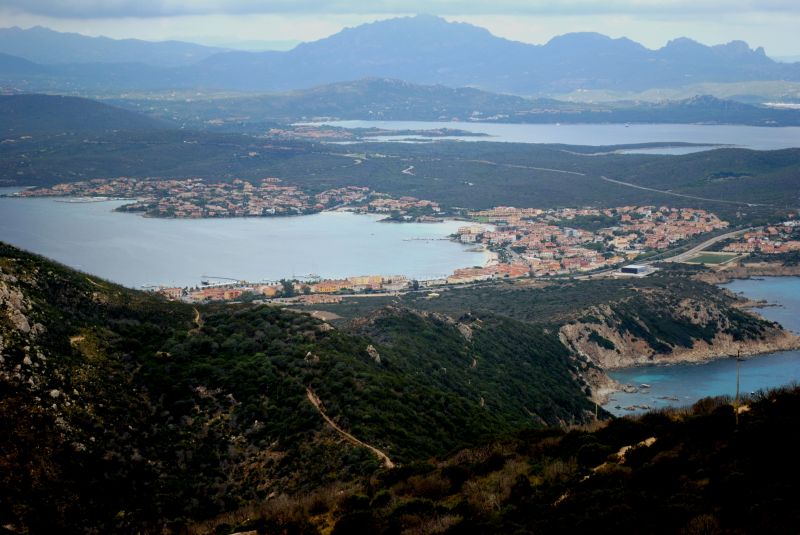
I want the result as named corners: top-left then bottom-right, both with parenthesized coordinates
top-left (604, 277), bottom-right (800, 415)
top-left (0, 188), bottom-right (486, 288)
top-left (321, 121), bottom-right (800, 152)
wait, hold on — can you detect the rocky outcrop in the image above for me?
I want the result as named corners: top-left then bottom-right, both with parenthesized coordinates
top-left (694, 261), bottom-right (800, 284)
top-left (366, 344), bottom-right (381, 364)
top-left (560, 288), bottom-right (800, 404)
top-left (563, 321), bottom-right (799, 371)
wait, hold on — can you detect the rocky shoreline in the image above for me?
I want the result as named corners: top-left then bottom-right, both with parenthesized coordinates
top-left (579, 264), bottom-right (800, 405)
top-left (587, 326), bottom-right (800, 405)
top-left (693, 261), bottom-right (800, 285)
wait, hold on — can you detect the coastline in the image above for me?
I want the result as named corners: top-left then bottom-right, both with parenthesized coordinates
top-left (693, 261), bottom-right (800, 284)
top-left (589, 331), bottom-right (800, 405)
top-left (589, 270), bottom-right (800, 405)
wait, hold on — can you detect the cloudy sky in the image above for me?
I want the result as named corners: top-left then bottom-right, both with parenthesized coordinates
top-left (1, 0), bottom-right (798, 56)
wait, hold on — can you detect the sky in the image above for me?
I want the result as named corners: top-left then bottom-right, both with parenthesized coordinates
top-left (0, 0), bottom-right (798, 56)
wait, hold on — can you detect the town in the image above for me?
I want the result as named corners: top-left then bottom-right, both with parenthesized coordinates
top-left (150, 203), bottom-right (732, 303)
top-left (448, 205), bottom-right (729, 280)
top-left (16, 178), bottom-right (737, 300)
top-left (720, 222), bottom-right (800, 254)
top-left (16, 177), bottom-right (443, 221)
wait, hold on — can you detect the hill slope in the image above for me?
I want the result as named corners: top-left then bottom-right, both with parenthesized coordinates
top-left (219, 385), bottom-right (800, 534)
top-left (0, 94), bottom-right (172, 135)
top-left (116, 80), bottom-right (800, 127)
top-left (0, 242), bottom-right (594, 532)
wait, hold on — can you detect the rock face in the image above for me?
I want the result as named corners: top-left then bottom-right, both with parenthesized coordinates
top-left (366, 344), bottom-right (381, 364)
top-left (1, 273), bottom-right (32, 334)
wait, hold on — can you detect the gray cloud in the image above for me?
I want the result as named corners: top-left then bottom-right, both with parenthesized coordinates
top-left (2, 0), bottom-right (799, 19)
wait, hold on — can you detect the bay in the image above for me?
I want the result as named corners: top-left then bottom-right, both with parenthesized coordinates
top-left (604, 277), bottom-right (800, 416)
top-left (0, 189), bottom-right (487, 288)
top-left (320, 120), bottom-right (800, 153)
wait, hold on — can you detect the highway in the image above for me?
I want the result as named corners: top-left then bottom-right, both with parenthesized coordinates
top-left (574, 226), bottom-right (754, 280)
top-left (658, 227), bottom-right (754, 263)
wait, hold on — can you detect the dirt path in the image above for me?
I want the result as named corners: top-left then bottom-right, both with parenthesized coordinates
top-left (85, 277), bottom-right (106, 288)
top-left (190, 307), bottom-right (204, 334)
top-left (306, 387), bottom-right (395, 469)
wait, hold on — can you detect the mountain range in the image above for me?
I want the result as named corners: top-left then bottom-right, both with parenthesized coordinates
top-left (1, 16), bottom-right (799, 95)
top-left (0, 25), bottom-right (224, 67)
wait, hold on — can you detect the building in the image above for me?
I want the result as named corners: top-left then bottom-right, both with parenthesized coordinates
top-left (157, 287), bottom-right (183, 300)
top-left (620, 264), bottom-right (652, 276)
top-left (258, 285), bottom-right (281, 297)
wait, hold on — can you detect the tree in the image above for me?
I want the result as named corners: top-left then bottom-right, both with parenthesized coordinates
top-left (280, 279), bottom-right (296, 297)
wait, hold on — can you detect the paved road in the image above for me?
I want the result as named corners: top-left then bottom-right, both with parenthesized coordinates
top-left (660, 227), bottom-right (754, 263)
top-left (599, 176), bottom-right (770, 207)
top-left (574, 227), bottom-right (754, 280)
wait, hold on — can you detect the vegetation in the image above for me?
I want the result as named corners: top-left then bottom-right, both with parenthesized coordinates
top-left (0, 94), bottom-right (170, 136)
top-left (209, 385), bottom-right (800, 535)
top-left (0, 242), bottom-right (595, 533)
top-left (113, 80), bottom-right (800, 128)
top-left (2, 130), bottom-right (798, 224)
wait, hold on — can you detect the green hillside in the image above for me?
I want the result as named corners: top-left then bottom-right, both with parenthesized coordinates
top-left (223, 385), bottom-right (800, 535)
top-left (0, 94), bottom-right (171, 136)
top-left (2, 124), bottom-right (797, 223)
top-left (0, 242), bottom-right (594, 532)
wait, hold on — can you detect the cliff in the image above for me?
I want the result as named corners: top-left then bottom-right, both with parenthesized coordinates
top-left (555, 281), bottom-right (800, 402)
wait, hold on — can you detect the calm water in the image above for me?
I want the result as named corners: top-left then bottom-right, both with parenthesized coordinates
top-left (605, 277), bottom-right (800, 415)
top-left (321, 120), bottom-right (800, 152)
top-left (0, 189), bottom-right (486, 288)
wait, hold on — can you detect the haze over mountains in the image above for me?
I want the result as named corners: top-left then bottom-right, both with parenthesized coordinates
top-left (1, 15), bottom-right (799, 95)
top-left (0, 25), bottom-right (225, 67)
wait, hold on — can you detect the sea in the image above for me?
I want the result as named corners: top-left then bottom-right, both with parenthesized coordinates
top-left (603, 277), bottom-right (800, 416)
top-left (0, 188), bottom-right (487, 288)
top-left (318, 120), bottom-right (800, 154)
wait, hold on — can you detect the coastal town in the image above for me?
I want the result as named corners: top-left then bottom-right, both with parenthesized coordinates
top-left (9, 176), bottom-right (743, 302)
top-left (148, 203), bottom-right (733, 303)
top-left (12, 177), bottom-right (751, 302)
top-left (452, 205), bottom-right (730, 279)
top-left (720, 222), bottom-right (800, 255)
top-left (16, 177), bottom-right (443, 220)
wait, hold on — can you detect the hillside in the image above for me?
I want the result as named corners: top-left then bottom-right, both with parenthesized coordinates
top-left (307, 266), bottom-right (798, 387)
top-left (0, 94), bottom-right (171, 136)
top-left (0, 242), bottom-right (595, 532)
top-left (209, 385), bottom-right (800, 534)
top-left (114, 80), bottom-right (800, 127)
top-left (2, 127), bottom-right (799, 222)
